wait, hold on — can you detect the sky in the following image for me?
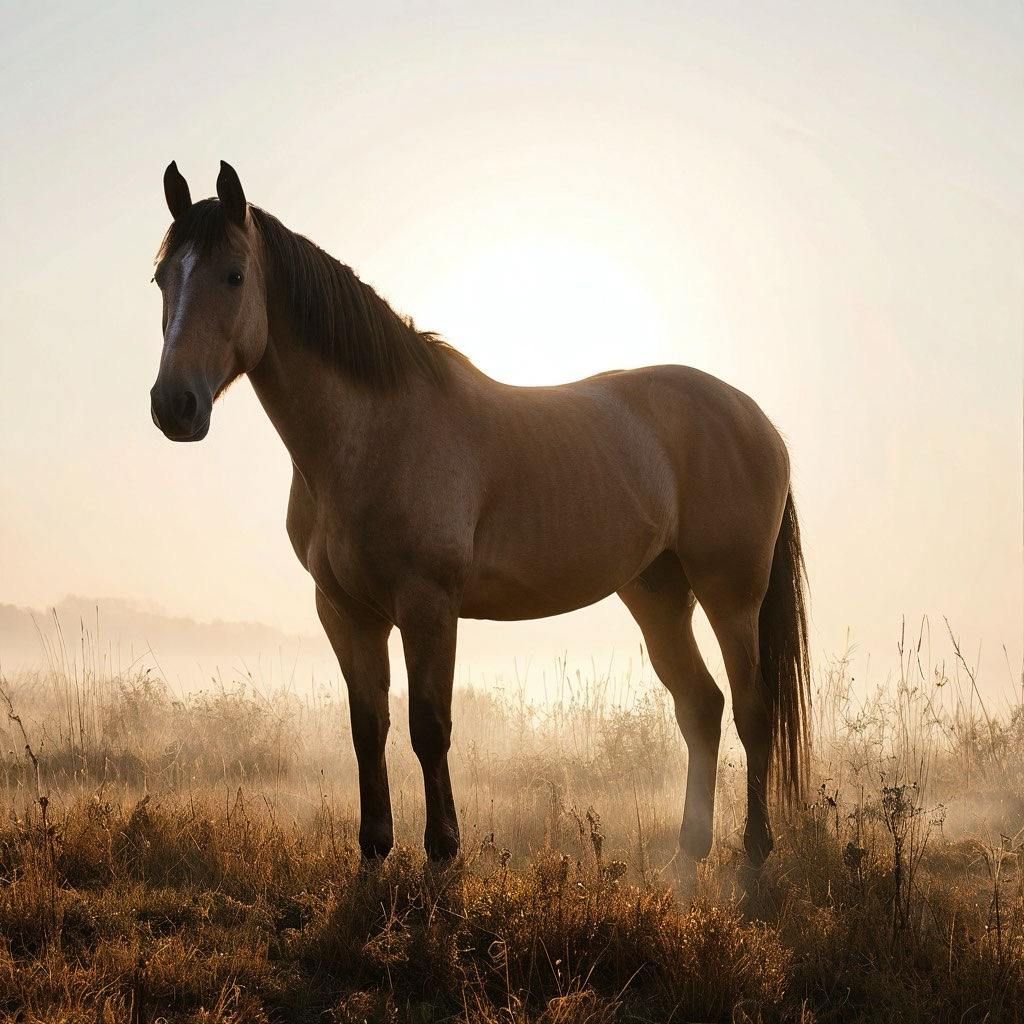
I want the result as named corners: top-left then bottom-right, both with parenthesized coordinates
top-left (1, 1), bottom-right (1022, 695)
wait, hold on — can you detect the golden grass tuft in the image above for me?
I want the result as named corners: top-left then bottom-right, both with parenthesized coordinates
top-left (0, 623), bottom-right (1022, 1021)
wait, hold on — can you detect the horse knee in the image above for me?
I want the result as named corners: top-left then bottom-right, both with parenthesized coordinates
top-left (350, 701), bottom-right (390, 757)
top-left (732, 683), bottom-right (771, 744)
top-left (409, 703), bottom-right (452, 762)
top-left (673, 676), bottom-right (725, 743)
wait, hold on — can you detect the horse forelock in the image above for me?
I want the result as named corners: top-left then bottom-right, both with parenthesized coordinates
top-left (155, 198), bottom-right (230, 265)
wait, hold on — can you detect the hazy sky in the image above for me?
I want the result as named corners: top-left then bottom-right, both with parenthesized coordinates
top-left (1, 2), bottom-right (1021, 693)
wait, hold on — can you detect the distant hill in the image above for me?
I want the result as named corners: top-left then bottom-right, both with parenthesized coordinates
top-left (0, 595), bottom-right (654, 699)
top-left (0, 596), bottom-right (337, 692)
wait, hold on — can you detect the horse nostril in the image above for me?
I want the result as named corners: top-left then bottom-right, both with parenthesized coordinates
top-left (175, 390), bottom-right (198, 424)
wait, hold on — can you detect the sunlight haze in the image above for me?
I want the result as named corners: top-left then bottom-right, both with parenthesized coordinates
top-left (1, 2), bottom-right (1021, 692)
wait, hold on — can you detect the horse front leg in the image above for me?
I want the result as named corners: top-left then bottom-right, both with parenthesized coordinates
top-left (315, 590), bottom-right (395, 860)
top-left (397, 582), bottom-right (460, 862)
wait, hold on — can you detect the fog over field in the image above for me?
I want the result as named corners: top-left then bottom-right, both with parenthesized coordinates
top-left (1, 597), bottom-right (661, 698)
top-left (2, 596), bottom-right (1019, 710)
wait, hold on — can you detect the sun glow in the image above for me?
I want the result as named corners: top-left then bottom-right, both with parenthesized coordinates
top-left (418, 235), bottom-right (672, 386)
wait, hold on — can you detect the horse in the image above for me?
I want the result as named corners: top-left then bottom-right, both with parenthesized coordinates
top-left (149, 161), bottom-right (810, 867)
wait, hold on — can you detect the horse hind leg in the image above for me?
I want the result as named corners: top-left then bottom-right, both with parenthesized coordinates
top-left (688, 571), bottom-right (774, 867)
top-left (619, 557), bottom-right (725, 861)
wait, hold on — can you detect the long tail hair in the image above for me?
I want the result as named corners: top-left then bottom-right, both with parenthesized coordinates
top-left (759, 490), bottom-right (812, 804)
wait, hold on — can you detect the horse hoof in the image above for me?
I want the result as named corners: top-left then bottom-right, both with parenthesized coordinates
top-left (743, 825), bottom-right (773, 868)
top-left (424, 830), bottom-right (460, 864)
top-left (359, 834), bottom-right (394, 863)
top-left (679, 824), bottom-right (713, 862)
top-left (668, 851), bottom-right (699, 902)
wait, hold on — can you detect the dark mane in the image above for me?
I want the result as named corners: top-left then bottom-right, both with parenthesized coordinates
top-left (156, 199), bottom-right (460, 388)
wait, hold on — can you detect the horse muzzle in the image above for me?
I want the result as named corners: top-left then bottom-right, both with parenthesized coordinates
top-left (150, 378), bottom-right (212, 442)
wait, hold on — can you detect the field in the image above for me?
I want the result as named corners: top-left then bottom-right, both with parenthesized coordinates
top-left (1, 625), bottom-right (1023, 1023)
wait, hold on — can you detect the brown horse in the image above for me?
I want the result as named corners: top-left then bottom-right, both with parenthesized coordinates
top-left (150, 161), bottom-right (810, 867)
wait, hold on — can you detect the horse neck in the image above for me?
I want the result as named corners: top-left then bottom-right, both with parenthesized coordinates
top-left (247, 315), bottom-right (398, 488)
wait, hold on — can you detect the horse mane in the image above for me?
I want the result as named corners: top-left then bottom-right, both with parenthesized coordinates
top-left (156, 199), bottom-right (461, 388)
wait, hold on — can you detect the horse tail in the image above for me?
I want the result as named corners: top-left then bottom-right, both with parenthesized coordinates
top-left (759, 489), bottom-right (811, 805)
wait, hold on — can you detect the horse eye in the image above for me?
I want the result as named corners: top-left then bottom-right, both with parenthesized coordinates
top-left (227, 271), bottom-right (244, 287)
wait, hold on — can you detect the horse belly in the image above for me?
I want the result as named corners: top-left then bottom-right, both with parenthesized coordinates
top-left (458, 379), bottom-right (679, 620)
top-left (460, 575), bottom-right (617, 621)
top-left (460, 513), bottom-right (663, 621)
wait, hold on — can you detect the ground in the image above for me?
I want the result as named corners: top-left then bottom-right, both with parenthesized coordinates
top-left (1, 636), bottom-right (1023, 1023)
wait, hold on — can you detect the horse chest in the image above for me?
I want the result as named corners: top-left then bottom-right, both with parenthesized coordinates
top-left (294, 495), bottom-right (450, 621)
top-left (287, 477), bottom-right (371, 605)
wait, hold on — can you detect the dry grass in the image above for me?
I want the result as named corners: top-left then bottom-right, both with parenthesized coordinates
top-left (1, 622), bottom-right (1023, 1022)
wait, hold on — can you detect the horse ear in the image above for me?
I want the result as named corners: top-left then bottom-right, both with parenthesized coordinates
top-left (216, 160), bottom-right (247, 226)
top-left (163, 161), bottom-right (192, 221)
